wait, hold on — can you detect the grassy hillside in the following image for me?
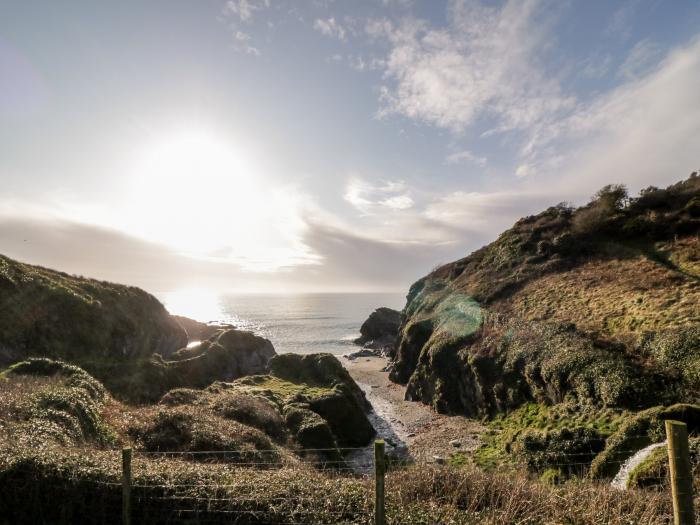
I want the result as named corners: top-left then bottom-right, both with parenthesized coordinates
top-left (0, 255), bottom-right (186, 381)
top-left (390, 173), bottom-right (700, 473)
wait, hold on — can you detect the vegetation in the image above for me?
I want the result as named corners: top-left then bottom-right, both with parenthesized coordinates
top-left (0, 445), bottom-right (676, 524)
top-left (0, 254), bottom-right (186, 373)
top-left (389, 173), bottom-right (699, 474)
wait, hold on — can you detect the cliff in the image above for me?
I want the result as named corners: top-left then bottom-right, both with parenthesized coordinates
top-left (391, 174), bottom-right (700, 417)
top-left (0, 254), bottom-right (278, 401)
top-left (0, 254), bottom-right (187, 365)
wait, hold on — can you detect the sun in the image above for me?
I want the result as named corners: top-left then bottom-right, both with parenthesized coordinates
top-left (123, 128), bottom-right (258, 254)
top-left (117, 125), bottom-right (315, 275)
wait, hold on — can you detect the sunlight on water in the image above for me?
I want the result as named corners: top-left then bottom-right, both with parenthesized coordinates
top-left (160, 291), bottom-right (405, 355)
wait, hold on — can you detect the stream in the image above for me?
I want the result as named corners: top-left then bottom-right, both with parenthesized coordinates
top-left (610, 442), bottom-right (666, 489)
top-left (345, 381), bottom-right (410, 473)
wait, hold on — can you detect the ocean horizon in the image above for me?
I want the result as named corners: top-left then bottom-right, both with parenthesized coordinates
top-left (160, 291), bottom-right (406, 355)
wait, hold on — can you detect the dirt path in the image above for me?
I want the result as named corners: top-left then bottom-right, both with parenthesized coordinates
top-left (343, 356), bottom-right (484, 463)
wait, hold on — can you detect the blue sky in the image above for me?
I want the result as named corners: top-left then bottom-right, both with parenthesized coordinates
top-left (1, 0), bottom-right (700, 295)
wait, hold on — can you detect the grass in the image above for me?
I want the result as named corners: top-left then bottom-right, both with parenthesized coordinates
top-left (233, 375), bottom-right (335, 402)
top-left (472, 403), bottom-right (627, 471)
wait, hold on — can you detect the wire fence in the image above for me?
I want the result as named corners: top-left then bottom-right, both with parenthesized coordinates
top-left (116, 445), bottom-right (382, 525)
top-left (5, 424), bottom-right (698, 524)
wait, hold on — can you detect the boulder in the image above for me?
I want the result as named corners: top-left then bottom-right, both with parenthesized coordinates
top-left (354, 307), bottom-right (402, 354)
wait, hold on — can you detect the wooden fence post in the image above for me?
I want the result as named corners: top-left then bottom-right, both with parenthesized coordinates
top-left (122, 447), bottom-right (132, 525)
top-left (375, 439), bottom-right (386, 525)
top-left (666, 420), bottom-right (695, 525)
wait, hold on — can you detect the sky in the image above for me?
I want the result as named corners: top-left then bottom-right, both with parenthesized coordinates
top-left (1, 0), bottom-right (700, 296)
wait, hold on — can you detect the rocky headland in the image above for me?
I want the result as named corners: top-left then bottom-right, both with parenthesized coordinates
top-left (370, 173), bottom-right (700, 482)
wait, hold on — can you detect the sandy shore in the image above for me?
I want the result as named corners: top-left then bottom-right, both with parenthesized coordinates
top-left (343, 355), bottom-right (484, 462)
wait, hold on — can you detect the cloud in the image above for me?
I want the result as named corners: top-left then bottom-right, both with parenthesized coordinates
top-left (371, 0), bottom-right (574, 132)
top-left (344, 178), bottom-right (414, 214)
top-left (221, 0), bottom-right (271, 54)
top-left (233, 31), bottom-right (261, 55)
top-left (223, 0), bottom-right (270, 23)
top-left (619, 38), bottom-right (662, 79)
top-left (424, 190), bottom-right (555, 233)
top-left (605, 0), bottom-right (640, 41)
top-left (314, 17), bottom-right (346, 40)
top-left (291, 220), bottom-right (466, 291)
top-left (581, 53), bottom-right (613, 79)
top-left (445, 150), bottom-right (487, 167)
top-left (522, 35), bottom-right (700, 196)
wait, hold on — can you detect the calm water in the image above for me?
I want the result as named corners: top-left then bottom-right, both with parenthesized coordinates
top-left (161, 292), bottom-right (405, 355)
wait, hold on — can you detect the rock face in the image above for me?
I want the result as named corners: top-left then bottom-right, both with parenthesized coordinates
top-left (175, 352), bottom-right (377, 452)
top-left (111, 328), bottom-right (277, 402)
top-left (390, 174), bottom-right (700, 417)
top-left (0, 254), bottom-right (186, 374)
top-left (354, 307), bottom-right (402, 354)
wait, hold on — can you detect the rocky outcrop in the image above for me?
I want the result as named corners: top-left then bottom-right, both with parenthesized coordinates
top-left (354, 307), bottom-right (402, 354)
top-left (151, 353), bottom-right (376, 455)
top-left (110, 328), bottom-right (277, 402)
top-left (267, 353), bottom-right (375, 446)
top-left (0, 253), bottom-right (279, 402)
top-left (390, 174), bottom-right (700, 417)
top-left (168, 329), bottom-right (276, 386)
top-left (172, 315), bottom-right (235, 342)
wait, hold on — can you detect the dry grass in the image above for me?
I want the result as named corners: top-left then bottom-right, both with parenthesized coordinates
top-left (0, 442), bottom-right (679, 525)
top-left (387, 464), bottom-right (673, 525)
top-left (504, 248), bottom-right (700, 335)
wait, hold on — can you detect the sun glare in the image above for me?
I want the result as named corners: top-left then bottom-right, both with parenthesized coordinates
top-left (121, 127), bottom-right (311, 271)
top-left (160, 288), bottom-right (225, 323)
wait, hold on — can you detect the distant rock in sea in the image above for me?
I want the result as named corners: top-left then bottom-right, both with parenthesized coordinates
top-left (353, 307), bottom-right (402, 356)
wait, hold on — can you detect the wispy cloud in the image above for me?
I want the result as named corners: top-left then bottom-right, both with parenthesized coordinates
top-left (223, 0), bottom-right (270, 23)
top-left (424, 190), bottom-right (554, 232)
top-left (221, 0), bottom-right (271, 54)
top-left (445, 150), bottom-right (487, 167)
top-left (314, 17), bottom-right (346, 40)
top-left (619, 38), bottom-right (662, 79)
top-left (344, 178), bottom-right (414, 214)
top-left (371, 0), bottom-right (574, 134)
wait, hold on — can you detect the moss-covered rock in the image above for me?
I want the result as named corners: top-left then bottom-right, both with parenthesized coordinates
top-left (267, 353), bottom-right (375, 446)
top-left (102, 328), bottom-right (277, 402)
top-left (626, 437), bottom-right (700, 489)
top-left (512, 427), bottom-right (605, 475)
top-left (148, 353), bottom-right (375, 455)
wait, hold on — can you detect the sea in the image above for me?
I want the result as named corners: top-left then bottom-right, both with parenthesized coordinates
top-left (160, 292), bottom-right (406, 355)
